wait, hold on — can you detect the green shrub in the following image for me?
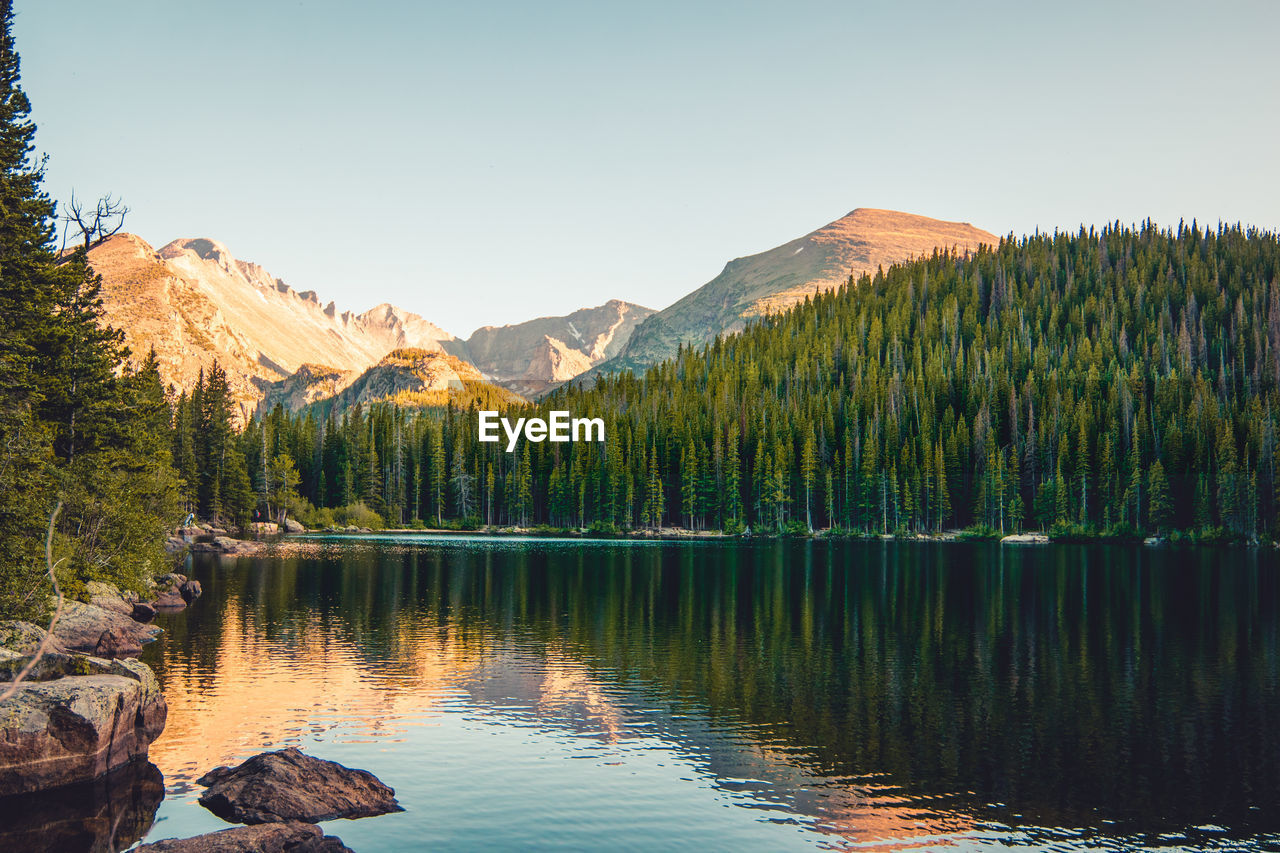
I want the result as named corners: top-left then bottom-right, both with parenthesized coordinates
top-left (333, 501), bottom-right (384, 530)
top-left (957, 523), bottom-right (1001, 541)
top-left (586, 520), bottom-right (621, 537)
top-left (781, 519), bottom-right (811, 537)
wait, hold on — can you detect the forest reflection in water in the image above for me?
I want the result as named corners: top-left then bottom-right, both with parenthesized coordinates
top-left (128, 536), bottom-right (1280, 851)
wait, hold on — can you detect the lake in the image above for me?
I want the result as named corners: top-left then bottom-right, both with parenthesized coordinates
top-left (57, 537), bottom-right (1280, 849)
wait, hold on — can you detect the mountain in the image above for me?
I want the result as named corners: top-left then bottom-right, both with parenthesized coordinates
top-left (453, 299), bottom-right (654, 397)
top-left (89, 233), bottom-right (458, 417)
top-left (600, 208), bottom-right (997, 372)
top-left (255, 363), bottom-right (358, 412)
top-left (260, 348), bottom-right (524, 415)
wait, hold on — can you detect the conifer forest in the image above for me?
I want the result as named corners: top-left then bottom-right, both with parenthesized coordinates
top-left (197, 223), bottom-right (1280, 543)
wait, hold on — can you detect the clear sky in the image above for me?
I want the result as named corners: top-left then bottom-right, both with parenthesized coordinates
top-left (14, 1), bottom-right (1279, 337)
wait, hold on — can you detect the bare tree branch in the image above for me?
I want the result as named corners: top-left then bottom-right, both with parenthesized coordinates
top-left (59, 191), bottom-right (129, 257)
top-left (0, 501), bottom-right (65, 703)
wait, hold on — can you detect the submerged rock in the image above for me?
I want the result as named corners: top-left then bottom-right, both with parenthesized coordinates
top-left (198, 747), bottom-right (402, 824)
top-left (0, 657), bottom-right (167, 796)
top-left (135, 821), bottom-right (353, 852)
top-left (0, 758), bottom-right (164, 853)
top-left (50, 601), bottom-right (161, 658)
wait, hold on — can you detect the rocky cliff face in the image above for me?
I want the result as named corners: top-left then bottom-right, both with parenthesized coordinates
top-left (602, 208), bottom-right (997, 372)
top-left (456, 299), bottom-right (653, 395)
top-left (90, 234), bottom-right (458, 418)
top-left (256, 363), bottom-right (358, 413)
top-left (261, 348), bottom-right (524, 414)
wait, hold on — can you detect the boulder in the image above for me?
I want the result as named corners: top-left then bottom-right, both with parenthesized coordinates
top-left (133, 601), bottom-right (158, 622)
top-left (153, 587), bottom-right (186, 610)
top-left (86, 581), bottom-right (134, 617)
top-left (1000, 532), bottom-right (1050, 545)
top-left (135, 821), bottom-right (353, 852)
top-left (152, 573), bottom-right (191, 610)
top-left (198, 747), bottom-right (402, 824)
top-left (190, 537), bottom-right (261, 555)
top-left (49, 601), bottom-right (161, 658)
top-left (0, 757), bottom-right (164, 853)
top-left (0, 651), bottom-right (115, 683)
top-left (0, 657), bottom-right (167, 796)
top-left (283, 518), bottom-right (306, 534)
top-left (181, 579), bottom-right (203, 603)
top-left (0, 620), bottom-right (62, 655)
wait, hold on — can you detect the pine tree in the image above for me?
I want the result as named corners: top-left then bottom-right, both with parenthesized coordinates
top-left (0, 3), bottom-right (178, 608)
top-left (1148, 461), bottom-right (1172, 533)
top-left (801, 431), bottom-right (817, 532)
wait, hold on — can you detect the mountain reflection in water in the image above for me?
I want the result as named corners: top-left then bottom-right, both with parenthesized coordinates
top-left (126, 537), bottom-right (1280, 851)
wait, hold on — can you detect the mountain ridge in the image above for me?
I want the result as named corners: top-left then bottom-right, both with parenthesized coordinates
top-left (90, 233), bottom-right (642, 412)
top-left (597, 208), bottom-right (997, 374)
top-left (89, 233), bottom-right (457, 418)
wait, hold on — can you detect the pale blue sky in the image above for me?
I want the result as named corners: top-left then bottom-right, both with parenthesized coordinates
top-left (15, 1), bottom-right (1279, 336)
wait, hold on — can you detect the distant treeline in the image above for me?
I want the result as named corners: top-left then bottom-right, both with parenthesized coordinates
top-left (187, 221), bottom-right (1280, 542)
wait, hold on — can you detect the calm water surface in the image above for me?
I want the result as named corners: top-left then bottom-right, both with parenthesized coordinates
top-left (117, 537), bottom-right (1280, 850)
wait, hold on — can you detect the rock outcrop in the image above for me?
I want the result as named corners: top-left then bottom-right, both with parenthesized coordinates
top-left (262, 347), bottom-right (524, 415)
top-left (0, 656), bottom-right (167, 796)
top-left (457, 298), bottom-right (654, 395)
top-left (189, 536), bottom-right (264, 556)
top-left (136, 821), bottom-right (353, 853)
top-left (0, 621), bottom-right (59, 656)
top-left (50, 600), bottom-right (161, 658)
top-left (198, 747), bottom-right (402, 824)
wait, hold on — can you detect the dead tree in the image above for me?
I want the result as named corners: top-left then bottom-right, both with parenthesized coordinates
top-left (60, 191), bottom-right (129, 255)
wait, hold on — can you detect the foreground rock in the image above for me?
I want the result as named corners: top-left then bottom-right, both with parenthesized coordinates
top-left (0, 758), bottom-right (164, 853)
top-left (198, 747), bottom-right (402, 824)
top-left (49, 600), bottom-right (161, 658)
top-left (0, 655), bottom-right (167, 796)
top-left (136, 821), bottom-right (353, 852)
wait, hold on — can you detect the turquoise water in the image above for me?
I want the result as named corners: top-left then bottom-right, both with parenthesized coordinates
top-left (119, 536), bottom-right (1280, 850)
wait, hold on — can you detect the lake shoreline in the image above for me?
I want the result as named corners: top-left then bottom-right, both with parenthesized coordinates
top-left (298, 526), bottom-right (1268, 548)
